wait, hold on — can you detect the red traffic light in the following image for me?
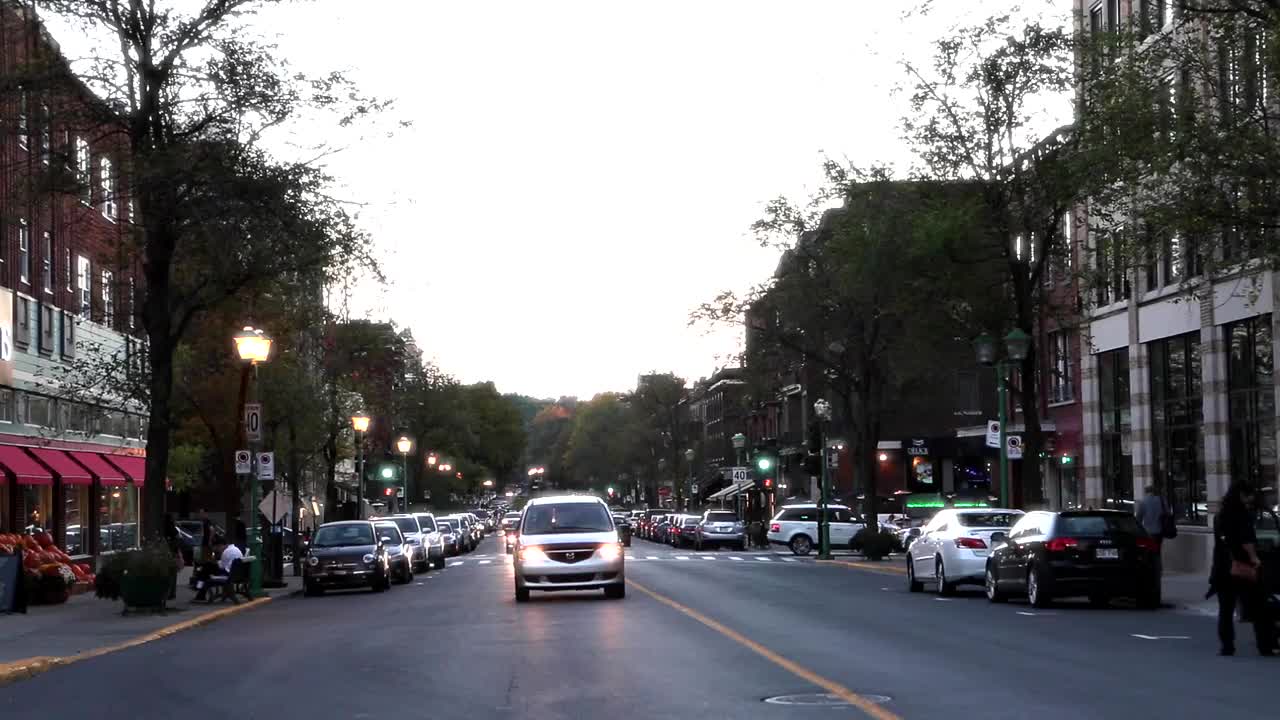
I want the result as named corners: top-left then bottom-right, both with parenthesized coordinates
top-left (384, 488), bottom-right (394, 496)
top-left (763, 478), bottom-right (773, 489)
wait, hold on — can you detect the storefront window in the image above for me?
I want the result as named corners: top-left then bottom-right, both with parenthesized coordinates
top-left (22, 484), bottom-right (52, 534)
top-left (64, 485), bottom-right (90, 555)
top-left (98, 485), bottom-right (138, 552)
top-left (1227, 315), bottom-right (1275, 501)
top-left (1098, 348), bottom-right (1133, 509)
top-left (1150, 332), bottom-right (1206, 524)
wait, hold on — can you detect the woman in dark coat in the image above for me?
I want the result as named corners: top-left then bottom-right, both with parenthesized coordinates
top-left (1208, 482), bottom-right (1276, 656)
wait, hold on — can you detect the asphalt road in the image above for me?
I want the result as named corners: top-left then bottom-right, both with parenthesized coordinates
top-left (1, 535), bottom-right (1275, 719)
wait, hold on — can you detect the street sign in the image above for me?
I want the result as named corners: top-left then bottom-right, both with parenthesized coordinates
top-left (1006, 435), bottom-right (1023, 460)
top-left (657, 487), bottom-right (671, 497)
top-left (258, 490), bottom-right (290, 524)
top-left (985, 420), bottom-right (1001, 448)
top-left (691, 484), bottom-right (698, 495)
top-left (234, 450), bottom-right (251, 475)
top-left (245, 403), bottom-right (263, 442)
top-left (825, 448), bottom-right (839, 469)
top-left (730, 467), bottom-right (749, 484)
top-left (257, 452), bottom-right (275, 480)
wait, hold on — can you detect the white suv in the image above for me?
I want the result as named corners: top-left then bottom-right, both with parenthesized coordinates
top-left (514, 495), bottom-right (625, 602)
top-left (906, 508), bottom-right (1023, 595)
top-left (767, 504), bottom-right (866, 555)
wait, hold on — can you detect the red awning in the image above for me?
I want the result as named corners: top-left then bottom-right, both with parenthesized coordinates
top-left (0, 446), bottom-right (53, 485)
top-left (29, 448), bottom-right (92, 485)
top-left (69, 451), bottom-right (127, 486)
top-left (105, 454), bottom-right (146, 485)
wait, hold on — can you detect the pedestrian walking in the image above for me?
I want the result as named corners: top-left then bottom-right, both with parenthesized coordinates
top-left (1135, 484), bottom-right (1172, 575)
top-left (1208, 482), bottom-right (1277, 657)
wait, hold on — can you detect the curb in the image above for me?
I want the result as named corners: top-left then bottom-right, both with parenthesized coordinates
top-left (0, 595), bottom-right (277, 687)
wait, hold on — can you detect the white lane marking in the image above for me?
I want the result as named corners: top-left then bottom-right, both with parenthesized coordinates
top-left (1016, 611), bottom-right (1058, 616)
top-left (675, 556), bottom-right (690, 561)
top-left (1132, 634), bottom-right (1190, 640)
top-left (415, 582), bottom-right (425, 586)
top-left (730, 556), bottom-right (744, 561)
top-left (780, 557), bottom-right (797, 562)
top-left (933, 598), bottom-right (953, 602)
top-left (647, 556), bottom-right (659, 560)
top-left (479, 560), bottom-right (492, 565)
top-left (448, 561), bottom-right (464, 566)
top-left (755, 556), bottom-right (772, 562)
top-left (701, 556), bottom-right (717, 561)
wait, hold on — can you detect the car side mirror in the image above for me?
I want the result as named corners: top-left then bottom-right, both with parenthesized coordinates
top-left (380, 537), bottom-right (393, 544)
top-left (990, 531), bottom-right (1007, 546)
top-left (908, 528), bottom-right (922, 538)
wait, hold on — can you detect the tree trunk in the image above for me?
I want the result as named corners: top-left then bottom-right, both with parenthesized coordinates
top-left (142, 341), bottom-right (173, 541)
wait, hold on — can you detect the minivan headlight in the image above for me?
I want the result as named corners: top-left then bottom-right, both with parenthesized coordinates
top-left (521, 546), bottom-right (547, 562)
top-left (598, 543), bottom-right (622, 561)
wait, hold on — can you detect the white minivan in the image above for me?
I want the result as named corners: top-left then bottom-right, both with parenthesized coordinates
top-left (514, 495), bottom-right (625, 602)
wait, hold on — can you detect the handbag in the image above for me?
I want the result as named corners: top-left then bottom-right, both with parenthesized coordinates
top-left (1230, 560), bottom-right (1258, 583)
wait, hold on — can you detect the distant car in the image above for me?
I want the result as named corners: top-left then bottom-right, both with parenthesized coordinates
top-left (373, 520), bottom-right (414, 584)
top-left (612, 514), bottom-right (633, 547)
top-left (672, 515), bottom-right (700, 548)
top-left (513, 495), bottom-right (625, 602)
top-left (303, 520), bottom-right (392, 595)
top-left (984, 510), bottom-right (1160, 608)
top-left (376, 514), bottom-right (430, 572)
top-left (767, 504), bottom-right (866, 556)
top-left (436, 518), bottom-right (463, 556)
top-left (905, 508), bottom-right (1024, 595)
top-left (501, 512), bottom-right (522, 554)
top-left (694, 510), bottom-right (747, 551)
top-left (411, 512), bottom-right (448, 569)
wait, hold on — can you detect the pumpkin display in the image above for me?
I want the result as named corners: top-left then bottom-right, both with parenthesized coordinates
top-left (34, 532), bottom-right (55, 549)
top-left (0, 543), bottom-right (13, 554)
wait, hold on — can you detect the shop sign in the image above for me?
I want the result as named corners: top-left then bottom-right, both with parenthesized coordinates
top-left (907, 439), bottom-right (929, 456)
top-left (0, 290), bottom-right (13, 385)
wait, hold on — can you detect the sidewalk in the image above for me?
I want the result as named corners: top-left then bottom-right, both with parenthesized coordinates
top-left (1163, 572), bottom-right (1215, 616)
top-left (0, 565), bottom-right (302, 666)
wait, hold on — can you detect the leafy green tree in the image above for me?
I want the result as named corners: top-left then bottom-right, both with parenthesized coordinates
top-left (628, 373), bottom-right (687, 506)
top-left (564, 394), bottom-right (642, 492)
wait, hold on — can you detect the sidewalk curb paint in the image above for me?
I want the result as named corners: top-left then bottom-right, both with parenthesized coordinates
top-left (817, 559), bottom-right (907, 576)
top-left (0, 596), bottom-right (275, 687)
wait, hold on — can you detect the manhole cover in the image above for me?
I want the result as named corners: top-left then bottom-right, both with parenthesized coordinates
top-left (763, 693), bottom-right (892, 707)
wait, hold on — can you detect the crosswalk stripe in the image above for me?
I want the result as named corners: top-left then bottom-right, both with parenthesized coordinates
top-left (448, 561), bottom-right (464, 566)
top-left (781, 557), bottom-right (797, 562)
top-left (730, 556), bottom-right (744, 561)
top-left (675, 555), bottom-right (690, 560)
top-left (701, 556), bottom-right (716, 560)
top-left (479, 560), bottom-right (491, 565)
top-left (755, 557), bottom-right (772, 562)
top-left (647, 556), bottom-right (659, 560)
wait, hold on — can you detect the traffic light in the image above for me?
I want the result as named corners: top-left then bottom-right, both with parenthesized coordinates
top-left (379, 465), bottom-right (395, 480)
top-left (383, 487), bottom-right (394, 497)
top-left (756, 455), bottom-right (773, 472)
top-left (763, 477), bottom-right (774, 491)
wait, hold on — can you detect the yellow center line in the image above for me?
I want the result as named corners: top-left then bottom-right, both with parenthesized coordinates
top-left (817, 559), bottom-right (907, 575)
top-left (627, 579), bottom-right (902, 720)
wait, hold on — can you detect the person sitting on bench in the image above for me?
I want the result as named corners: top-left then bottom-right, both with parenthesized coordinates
top-left (193, 539), bottom-right (243, 601)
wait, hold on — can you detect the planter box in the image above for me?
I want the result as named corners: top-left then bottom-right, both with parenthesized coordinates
top-left (119, 574), bottom-right (172, 612)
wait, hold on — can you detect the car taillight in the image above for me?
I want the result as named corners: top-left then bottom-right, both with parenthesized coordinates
top-left (770, 523), bottom-right (780, 533)
top-left (1134, 537), bottom-right (1159, 552)
top-left (1045, 537), bottom-right (1079, 553)
top-left (954, 537), bottom-right (987, 549)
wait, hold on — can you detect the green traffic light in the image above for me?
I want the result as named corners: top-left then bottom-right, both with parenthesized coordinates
top-left (380, 466), bottom-right (395, 479)
top-left (756, 456), bottom-right (772, 471)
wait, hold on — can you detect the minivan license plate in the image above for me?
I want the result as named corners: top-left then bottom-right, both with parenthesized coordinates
top-left (1096, 548), bottom-right (1119, 560)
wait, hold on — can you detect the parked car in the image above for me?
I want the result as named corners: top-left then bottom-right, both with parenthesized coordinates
top-left (654, 515), bottom-right (678, 544)
top-left (906, 508), bottom-right (1024, 595)
top-left (768, 504), bottom-right (866, 555)
top-left (376, 514), bottom-right (431, 572)
top-left (984, 510), bottom-right (1160, 608)
top-left (672, 515), bottom-right (700, 548)
top-left (694, 510), bottom-right (747, 551)
top-left (411, 512), bottom-right (448, 569)
top-left (437, 518), bottom-right (463, 555)
top-left (504, 517), bottom-right (521, 554)
top-left (373, 520), bottom-right (414, 584)
top-left (612, 514), bottom-right (633, 547)
top-left (303, 520), bottom-right (392, 595)
top-left (513, 495), bottom-right (625, 602)
top-left (445, 515), bottom-right (474, 552)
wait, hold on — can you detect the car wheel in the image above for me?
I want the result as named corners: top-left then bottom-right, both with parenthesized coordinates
top-left (985, 565), bottom-right (1006, 603)
top-left (514, 584), bottom-right (530, 603)
top-left (907, 556), bottom-right (923, 593)
top-left (604, 583), bottom-right (626, 600)
top-left (1028, 566), bottom-right (1052, 608)
top-left (935, 558), bottom-right (954, 597)
top-left (789, 535), bottom-right (813, 556)
top-left (435, 556), bottom-right (447, 570)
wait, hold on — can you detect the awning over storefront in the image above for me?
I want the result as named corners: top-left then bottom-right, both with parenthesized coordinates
top-left (30, 448), bottom-right (92, 485)
top-left (709, 480), bottom-right (752, 501)
top-left (0, 445), bottom-right (53, 485)
top-left (104, 454), bottom-right (145, 485)
top-left (70, 451), bottom-right (128, 485)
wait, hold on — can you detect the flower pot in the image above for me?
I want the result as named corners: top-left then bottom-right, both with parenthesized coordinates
top-left (119, 573), bottom-right (172, 610)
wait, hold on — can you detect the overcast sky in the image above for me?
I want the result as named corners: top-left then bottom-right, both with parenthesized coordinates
top-left (53, 1), bottom-right (1056, 400)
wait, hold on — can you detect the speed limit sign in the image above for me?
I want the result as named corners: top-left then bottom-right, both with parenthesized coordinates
top-left (244, 403), bottom-right (262, 442)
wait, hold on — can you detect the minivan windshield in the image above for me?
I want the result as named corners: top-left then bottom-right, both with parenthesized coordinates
top-left (522, 503), bottom-right (613, 534)
top-left (312, 524), bottom-right (374, 548)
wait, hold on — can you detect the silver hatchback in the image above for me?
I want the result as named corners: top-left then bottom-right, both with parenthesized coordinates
top-left (514, 495), bottom-right (625, 602)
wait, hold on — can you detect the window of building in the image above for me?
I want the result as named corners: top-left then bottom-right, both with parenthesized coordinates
top-left (25, 395), bottom-right (53, 428)
top-left (75, 137), bottom-right (91, 204)
top-left (41, 231), bottom-right (52, 293)
top-left (1098, 348), bottom-right (1133, 508)
top-left (99, 484), bottom-right (140, 552)
top-left (1227, 315), bottom-right (1275, 503)
top-left (1106, 0), bottom-right (1120, 30)
top-left (38, 103), bottom-right (51, 164)
top-left (1140, 0), bottom-right (1166, 36)
top-left (0, 389), bottom-right (12, 422)
top-left (17, 88), bottom-right (28, 149)
top-left (128, 276), bottom-right (136, 330)
top-left (18, 219), bottom-right (30, 285)
top-left (101, 157), bottom-right (117, 220)
top-left (77, 255), bottom-right (91, 318)
top-left (1150, 332), bottom-right (1206, 524)
top-left (1048, 331), bottom-right (1074, 404)
top-left (64, 248), bottom-right (72, 292)
top-left (64, 484), bottom-right (89, 554)
top-left (102, 270), bottom-right (114, 326)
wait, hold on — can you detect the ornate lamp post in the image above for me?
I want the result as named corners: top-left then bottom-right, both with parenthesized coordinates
top-left (812, 399), bottom-right (833, 559)
top-left (396, 435), bottom-right (413, 513)
top-left (233, 326), bottom-right (272, 598)
top-left (351, 412), bottom-right (371, 519)
top-left (974, 328), bottom-right (1031, 509)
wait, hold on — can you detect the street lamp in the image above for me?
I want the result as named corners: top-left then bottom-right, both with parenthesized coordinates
top-left (813, 399), bottom-right (833, 560)
top-left (233, 326), bottom-right (272, 598)
top-left (351, 411), bottom-right (371, 520)
top-left (427, 453), bottom-right (437, 467)
top-left (974, 328), bottom-right (1031, 509)
top-left (731, 432), bottom-right (747, 465)
top-left (483, 479), bottom-right (494, 488)
top-left (396, 435), bottom-right (412, 514)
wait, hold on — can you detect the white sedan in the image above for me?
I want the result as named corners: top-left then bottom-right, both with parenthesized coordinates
top-left (906, 508), bottom-right (1023, 595)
